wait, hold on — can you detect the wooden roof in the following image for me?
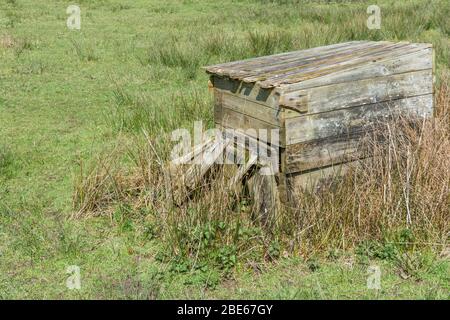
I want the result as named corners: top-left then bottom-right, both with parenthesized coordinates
top-left (205, 41), bottom-right (432, 89)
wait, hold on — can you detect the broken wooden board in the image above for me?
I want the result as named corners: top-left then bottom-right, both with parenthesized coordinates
top-left (183, 138), bottom-right (230, 190)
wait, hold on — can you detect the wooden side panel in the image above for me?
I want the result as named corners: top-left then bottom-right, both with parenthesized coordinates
top-left (216, 89), bottom-right (281, 126)
top-left (214, 93), bottom-right (283, 147)
top-left (278, 47), bottom-right (432, 95)
top-left (285, 131), bottom-right (370, 173)
top-left (213, 83), bottom-right (284, 146)
top-left (280, 69), bottom-right (433, 117)
top-left (214, 106), bottom-right (282, 146)
top-left (287, 159), bottom-right (367, 194)
top-left (211, 76), bottom-right (279, 108)
top-left (257, 43), bottom-right (430, 88)
top-left (285, 94), bottom-right (433, 146)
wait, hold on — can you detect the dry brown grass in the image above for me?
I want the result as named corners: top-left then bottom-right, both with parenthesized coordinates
top-left (73, 75), bottom-right (450, 260)
top-left (0, 34), bottom-right (16, 48)
top-left (285, 74), bottom-right (449, 253)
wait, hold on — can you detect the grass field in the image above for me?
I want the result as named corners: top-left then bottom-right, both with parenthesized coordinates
top-left (0, 0), bottom-right (449, 299)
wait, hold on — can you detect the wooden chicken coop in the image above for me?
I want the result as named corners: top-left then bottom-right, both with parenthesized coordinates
top-left (174, 41), bottom-right (434, 219)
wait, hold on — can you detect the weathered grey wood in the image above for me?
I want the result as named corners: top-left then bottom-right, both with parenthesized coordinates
top-left (285, 131), bottom-right (370, 174)
top-left (278, 47), bottom-right (432, 94)
top-left (206, 41), bottom-right (434, 203)
top-left (205, 41), bottom-right (369, 77)
top-left (258, 43), bottom-right (430, 88)
top-left (184, 139), bottom-right (230, 189)
top-left (217, 125), bottom-right (279, 163)
top-left (247, 166), bottom-right (280, 228)
top-left (212, 77), bottom-right (279, 108)
top-left (287, 159), bottom-right (368, 193)
top-left (285, 94), bottom-right (433, 145)
top-left (245, 42), bottom-right (400, 85)
top-left (227, 153), bottom-right (258, 190)
top-left (211, 76), bottom-right (241, 93)
top-left (215, 89), bottom-right (281, 126)
top-left (207, 41), bottom-right (400, 82)
top-left (280, 69), bottom-right (433, 116)
top-left (214, 103), bottom-right (280, 129)
top-left (206, 41), bottom-right (431, 88)
top-left (214, 104), bottom-right (283, 146)
top-left (171, 137), bottom-right (214, 165)
top-left (238, 42), bottom-right (386, 81)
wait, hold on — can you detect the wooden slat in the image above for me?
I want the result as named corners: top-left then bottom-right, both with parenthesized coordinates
top-left (217, 125), bottom-right (280, 164)
top-left (205, 41), bottom-right (432, 88)
top-left (215, 104), bottom-right (283, 146)
top-left (234, 42), bottom-right (384, 80)
top-left (287, 159), bottom-right (367, 192)
top-left (214, 101), bottom-right (280, 129)
top-left (278, 47), bottom-right (432, 94)
top-left (285, 94), bottom-right (433, 145)
top-left (205, 41), bottom-right (367, 77)
top-left (280, 69), bottom-right (433, 116)
top-left (171, 137), bottom-right (214, 165)
top-left (212, 77), bottom-right (279, 108)
top-left (184, 139), bottom-right (230, 189)
top-left (216, 89), bottom-right (281, 126)
top-left (257, 43), bottom-right (430, 88)
top-left (243, 42), bottom-right (396, 84)
top-left (227, 153), bottom-right (258, 190)
top-left (285, 131), bottom-right (370, 174)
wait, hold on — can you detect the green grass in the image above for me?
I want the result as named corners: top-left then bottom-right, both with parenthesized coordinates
top-left (0, 0), bottom-right (449, 299)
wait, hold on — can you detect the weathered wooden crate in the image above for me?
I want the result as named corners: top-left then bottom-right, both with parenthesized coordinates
top-left (205, 41), bottom-right (434, 205)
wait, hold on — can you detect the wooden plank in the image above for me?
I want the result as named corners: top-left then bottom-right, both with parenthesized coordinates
top-left (227, 153), bottom-right (258, 190)
top-left (246, 166), bottom-right (280, 227)
top-left (278, 47), bottom-right (432, 94)
top-left (205, 41), bottom-right (368, 77)
top-left (258, 43), bottom-right (430, 88)
top-left (216, 89), bottom-right (281, 126)
top-left (171, 137), bottom-right (214, 165)
top-left (205, 41), bottom-right (431, 89)
top-left (212, 78), bottom-right (279, 108)
top-left (263, 44), bottom-right (431, 88)
top-left (280, 69), bottom-right (433, 116)
top-left (184, 138), bottom-right (230, 190)
top-left (212, 77), bottom-right (277, 107)
top-left (285, 131), bottom-right (370, 174)
top-left (236, 42), bottom-right (386, 80)
top-left (215, 103), bottom-right (280, 128)
top-left (217, 125), bottom-right (280, 170)
top-left (287, 159), bottom-right (367, 193)
top-left (222, 127), bottom-right (278, 160)
top-left (243, 42), bottom-right (397, 84)
top-left (285, 94), bottom-right (433, 145)
top-left (215, 104), bottom-right (284, 146)
top-left (212, 75), bottom-right (241, 93)
top-left (215, 42), bottom-right (366, 74)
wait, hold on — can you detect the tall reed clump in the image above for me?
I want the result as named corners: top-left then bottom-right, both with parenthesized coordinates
top-left (108, 86), bottom-right (213, 135)
top-left (73, 75), bottom-right (449, 267)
